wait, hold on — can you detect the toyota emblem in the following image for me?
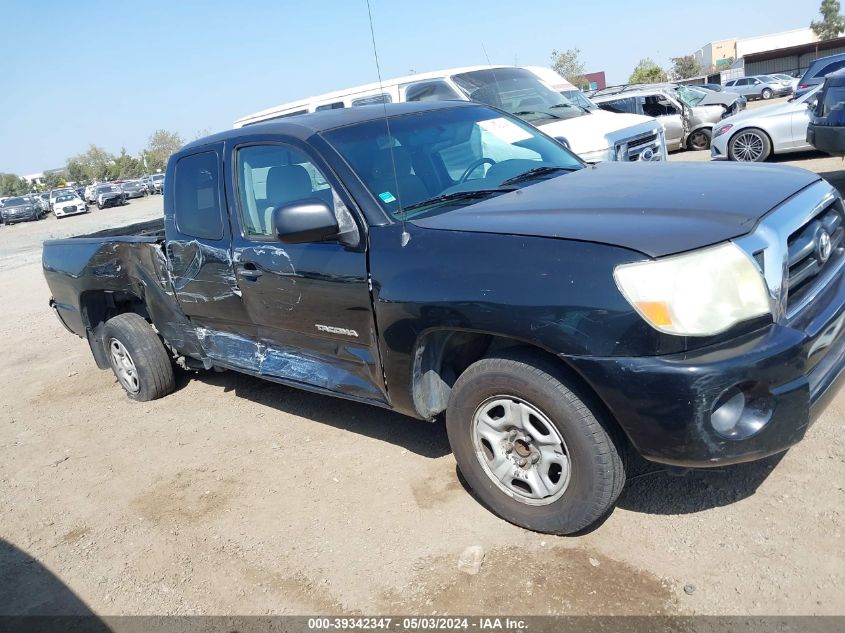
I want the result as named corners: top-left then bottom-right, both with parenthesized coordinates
top-left (818, 230), bottom-right (832, 263)
top-left (639, 148), bottom-right (655, 162)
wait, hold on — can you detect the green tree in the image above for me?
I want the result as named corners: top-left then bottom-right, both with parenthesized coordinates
top-left (629, 58), bottom-right (668, 84)
top-left (550, 48), bottom-right (588, 89)
top-left (42, 171), bottom-right (65, 190)
top-left (144, 129), bottom-right (184, 173)
top-left (0, 173), bottom-right (29, 196)
top-left (110, 148), bottom-right (143, 180)
top-left (66, 159), bottom-right (88, 185)
top-left (812, 0), bottom-right (845, 40)
top-left (70, 145), bottom-right (115, 182)
top-left (670, 55), bottom-right (702, 80)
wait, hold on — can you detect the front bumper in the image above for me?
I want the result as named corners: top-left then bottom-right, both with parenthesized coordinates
top-left (710, 130), bottom-right (730, 159)
top-left (567, 267), bottom-right (845, 467)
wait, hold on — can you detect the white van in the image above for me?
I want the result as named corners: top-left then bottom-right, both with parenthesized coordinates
top-left (235, 66), bottom-right (666, 163)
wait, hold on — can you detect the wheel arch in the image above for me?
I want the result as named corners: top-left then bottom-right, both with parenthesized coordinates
top-left (79, 289), bottom-right (150, 369)
top-left (409, 328), bottom-right (628, 445)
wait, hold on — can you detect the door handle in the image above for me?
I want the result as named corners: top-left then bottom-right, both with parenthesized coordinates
top-left (236, 262), bottom-right (263, 279)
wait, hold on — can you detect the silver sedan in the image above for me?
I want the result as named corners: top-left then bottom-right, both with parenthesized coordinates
top-left (710, 86), bottom-right (821, 162)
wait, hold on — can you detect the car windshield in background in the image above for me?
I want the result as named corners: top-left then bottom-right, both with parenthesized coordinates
top-left (451, 67), bottom-right (585, 124)
top-left (56, 195), bottom-right (76, 203)
top-left (151, 175), bottom-right (164, 181)
top-left (676, 85), bottom-right (707, 107)
top-left (561, 89), bottom-right (597, 110)
top-left (3, 197), bottom-right (29, 207)
top-left (323, 105), bottom-right (582, 219)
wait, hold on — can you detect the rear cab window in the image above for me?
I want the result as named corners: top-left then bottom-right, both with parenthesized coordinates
top-left (173, 151), bottom-right (223, 240)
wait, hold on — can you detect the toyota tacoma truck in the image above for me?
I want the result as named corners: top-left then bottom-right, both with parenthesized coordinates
top-left (43, 102), bottom-right (845, 534)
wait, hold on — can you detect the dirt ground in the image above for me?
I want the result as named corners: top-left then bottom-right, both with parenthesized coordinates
top-left (1, 136), bottom-right (843, 618)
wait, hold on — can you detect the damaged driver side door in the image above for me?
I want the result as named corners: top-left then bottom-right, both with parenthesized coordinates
top-left (166, 144), bottom-right (258, 369)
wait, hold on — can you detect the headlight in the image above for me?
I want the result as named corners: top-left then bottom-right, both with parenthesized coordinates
top-left (613, 242), bottom-right (771, 336)
top-left (714, 124), bottom-right (733, 138)
top-left (580, 148), bottom-right (612, 163)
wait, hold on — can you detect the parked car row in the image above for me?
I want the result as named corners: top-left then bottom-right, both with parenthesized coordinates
top-left (1, 176), bottom-right (164, 227)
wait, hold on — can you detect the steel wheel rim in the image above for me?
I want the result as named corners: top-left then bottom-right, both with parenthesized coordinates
top-left (690, 131), bottom-right (708, 150)
top-left (471, 396), bottom-right (571, 506)
top-left (109, 338), bottom-right (140, 393)
top-left (731, 132), bottom-right (765, 161)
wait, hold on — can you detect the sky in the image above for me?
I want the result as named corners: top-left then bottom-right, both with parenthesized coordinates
top-left (0, 0), bottom-right (822, 175)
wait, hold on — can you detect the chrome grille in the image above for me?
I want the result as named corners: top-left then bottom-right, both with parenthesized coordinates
top-left (615, 132), bottom-right (662, 162)
top-left (786, 200), bottom-right (845, 310)
top-left (62, 205), bottom-right (76, 212)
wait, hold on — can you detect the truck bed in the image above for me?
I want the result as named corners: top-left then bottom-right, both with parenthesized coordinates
top-left (44, 218), bottom-right (165, 245)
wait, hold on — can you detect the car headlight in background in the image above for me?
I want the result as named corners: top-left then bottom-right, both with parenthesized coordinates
top-left (613, 242), bottom-right (771, 336)
top-left (714, 124), bottom-right (733, 138)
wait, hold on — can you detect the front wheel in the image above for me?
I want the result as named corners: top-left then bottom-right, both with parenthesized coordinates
top-left (445, 350), bottom-right (626, 534)
top-left (102, 313), bottom-right (175, 401)
top-left (729, 127), bottom-right (772, 162)
top-left (761, 88), bottom-right (773, 100)
top-left (687, 128), bottom-right (712, 151)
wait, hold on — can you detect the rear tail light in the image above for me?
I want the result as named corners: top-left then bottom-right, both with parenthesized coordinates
top-left (799, 84), bottom-right (809, 90)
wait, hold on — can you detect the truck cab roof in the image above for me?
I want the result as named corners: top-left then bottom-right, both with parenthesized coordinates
top-left (183, 101), bottom-right (477, 154)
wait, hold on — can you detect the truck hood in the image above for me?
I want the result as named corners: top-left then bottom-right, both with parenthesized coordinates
top-left (410, 161), bottom-right (820, 258)
top-left (698, 90), bottom-right (743, 108)
top-left (537, 110), bottom-right (658, 153)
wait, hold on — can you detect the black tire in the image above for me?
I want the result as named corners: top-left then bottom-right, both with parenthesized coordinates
top-left (102, 313), bottom-right (175, 402)
top-left (97, 203), bottom-right (103, 210)
top-left (445, 349), bottom-right (626, 535)
top-left (728, 127), bottom-right (772, 162)
top-left (761, 88), bottom-right (773, 100)
top-left (687, 128), bottom-right (712, 151)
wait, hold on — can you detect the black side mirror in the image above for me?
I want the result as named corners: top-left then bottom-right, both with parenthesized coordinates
top-left (272, 199), bottom-right (339, 244)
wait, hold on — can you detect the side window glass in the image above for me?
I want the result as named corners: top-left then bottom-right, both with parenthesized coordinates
top-left (315, 101), bottom-right (345, 111)
top-left (351, 93), bottom-right (392, 107)
top-left (404, 80), bottom-right (461, 102)
top-left (237, 145), bottom-right (336, 238)
top-left (822, 60), bottom-right (845, 75)
top-left (174, 151), bottom-right (223, 240)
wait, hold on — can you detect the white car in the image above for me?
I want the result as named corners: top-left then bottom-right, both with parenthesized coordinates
top-left (234, 65), bottom-right (667, 163)
top-left (53, 193), bottom-right (88, 219)
top-left (710, 85), bottom-right (821, 162)
top-left (49, 187), bottom-right (75, 212)
top-left (84, 184), bottom-right (99, 204)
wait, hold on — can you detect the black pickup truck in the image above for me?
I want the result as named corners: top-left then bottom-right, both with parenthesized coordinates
top-left (43, 101), bottom-right (845, 534)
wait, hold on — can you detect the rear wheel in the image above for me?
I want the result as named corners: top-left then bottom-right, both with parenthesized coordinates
top-left (687, 128), bottom-right (712, 151)
top-left (102, 313), bottom-right (175, 401)
top-left (728, 127), bottom-right (772, 162)
top-left (445, 350), bottom-right (625, 534)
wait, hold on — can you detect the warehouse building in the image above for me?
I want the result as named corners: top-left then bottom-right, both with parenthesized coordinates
top-left (744, 35), bottom-right (845, 77)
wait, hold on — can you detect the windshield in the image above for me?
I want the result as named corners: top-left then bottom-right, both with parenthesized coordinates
top-left (323, 105), bottom-right (582, 219)
top-left (675, 85), bottom-right (707, 107)
top-left (151, 174), bottom-right (164, 181)
top-left (450, 67), bottom-right (585, 124)
top-left (56, 195), bottom-right (76, 202)
top-left (561, 89), bottom-right (597, 110)
top-left (4, 197), bottom-right (28, 206)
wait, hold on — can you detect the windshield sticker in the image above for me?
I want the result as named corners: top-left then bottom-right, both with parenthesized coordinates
top-left (379, 191), bottom-right (397, 203)
top-left (478, 117), bottom-right (533, 143)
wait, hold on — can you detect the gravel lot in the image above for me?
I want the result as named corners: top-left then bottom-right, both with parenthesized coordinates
top-left (1, 124), bottom-right (843, 618)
